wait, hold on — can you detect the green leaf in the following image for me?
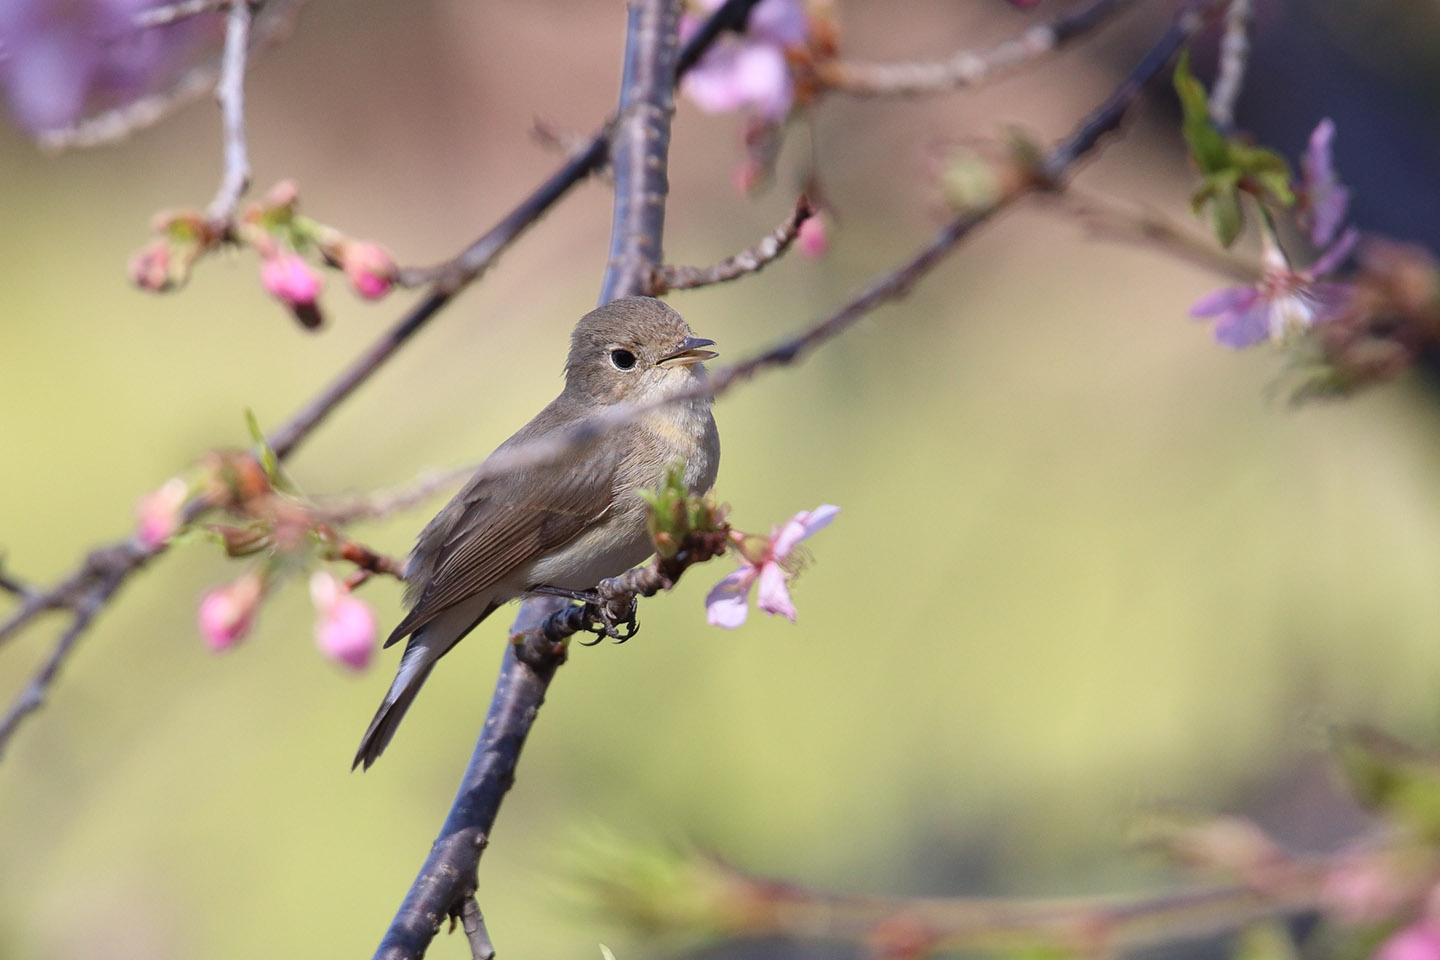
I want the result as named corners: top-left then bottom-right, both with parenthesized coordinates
top-left (599, 946), bottom-right (618, 960)
top-left (1174, 51), bottom-right (1231, 174)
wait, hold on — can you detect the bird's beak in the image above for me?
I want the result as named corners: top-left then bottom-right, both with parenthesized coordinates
top-left (658, 336), bottom-right (718, 366)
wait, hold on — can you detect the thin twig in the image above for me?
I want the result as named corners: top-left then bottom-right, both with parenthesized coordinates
top-left (135, 0), bottom-right (229, 28)
top-left (815, 0), bottom-right (1137, 98)
top-left (1208, 0), bottom-right (1252, 130)
top-left (459, 897), bottom-right (495, 960)
top-left (206, 0), bottom-right (252, 227)
top-left (652, 196), bottom-right (814, 293)
top-left (1046, 188), bottom-right (1258, 282)
top-left (308, 464), bottom-right (477, 525)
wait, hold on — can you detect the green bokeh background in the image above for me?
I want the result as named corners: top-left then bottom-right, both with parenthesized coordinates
top-left (4, 2), bottom-right (1440, 958)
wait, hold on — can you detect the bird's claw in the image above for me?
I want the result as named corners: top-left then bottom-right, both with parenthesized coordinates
top-left (578, 595), bottom-right (638, 645)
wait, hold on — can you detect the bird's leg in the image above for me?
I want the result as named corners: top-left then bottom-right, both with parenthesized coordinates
top-left (528, 584), bottom-right (604, 605)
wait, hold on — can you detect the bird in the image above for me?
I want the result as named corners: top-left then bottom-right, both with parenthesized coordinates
top-left (353, 296), bottom-right (720, 769)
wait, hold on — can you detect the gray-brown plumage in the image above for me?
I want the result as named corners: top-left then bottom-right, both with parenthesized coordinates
top-left (354, 297), bottom-right (720, 769)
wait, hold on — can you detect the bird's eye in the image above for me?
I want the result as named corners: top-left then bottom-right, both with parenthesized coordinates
top-left (610, 348), bottom-right (637, 370)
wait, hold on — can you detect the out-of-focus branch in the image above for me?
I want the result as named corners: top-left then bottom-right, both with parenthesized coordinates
top-left (583, 846), bottom-right (1327, 958)
top-left (135, 0), bottom-right (230, 28)
top-left (1209, 0), bottom-right (1252, 130)
top-left (1046, 189), bottom-right (1258, 282)
top-left (206, 0), bottom-right (252, 228)
top-left (308, 464), bottom-right (477, 526)
top-left (814, 0), bottom-right (1136, 98)
top-left (651, 196), bottom-right (814, 293)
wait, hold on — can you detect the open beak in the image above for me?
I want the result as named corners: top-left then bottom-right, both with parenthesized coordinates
top-left (658, 336), bottom-right (718, 366)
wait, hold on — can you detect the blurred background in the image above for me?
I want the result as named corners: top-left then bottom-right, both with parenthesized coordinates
top-left (3, 0), bottom-right (1440, 957)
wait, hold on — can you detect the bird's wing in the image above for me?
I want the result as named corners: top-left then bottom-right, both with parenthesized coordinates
top-left (385, 444), bottom-right (617, 646)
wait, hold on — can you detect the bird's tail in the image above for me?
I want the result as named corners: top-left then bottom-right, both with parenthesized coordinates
top-left (353, 638), bottom-right (439, 770)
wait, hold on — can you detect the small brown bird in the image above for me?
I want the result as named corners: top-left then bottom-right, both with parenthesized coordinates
top-left (354, 297), bottom-right (720, 769)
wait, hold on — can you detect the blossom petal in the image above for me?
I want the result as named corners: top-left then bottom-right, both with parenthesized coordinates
top-left (1188, 285), bottom-right (1256, 319)
top-left (756, 561), bottom-right (797, 621)
top-left (748, 0), bottom-right (809, 47)
top-left (732, 43), bottom-right (792, 121)
top-left (1302, 118), bottom-right (1350, 249)
top-left (705, 566), bottom-right (757, 629)
top-left (1212, 297), bottom-right (1271, 348)
top-left (1310, 226), bottom-right (1359, 278)
top-left (772, 504), bottom-right (840, 559)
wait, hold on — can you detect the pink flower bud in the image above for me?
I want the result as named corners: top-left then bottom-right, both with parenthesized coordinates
top-left (797, 214), bottom-right (829, 260)
top-left (128, 240), bottom-right (172, 292)
top-left (310, 572), bottom-right (377, 670)
top-left (341, 241), bottom-right (396, 300)
top-left (261, 253), bottom-right (321, 307)
top-left (135, 477), bottom-right (188, 549)
top-left (197, 573), bottom-right (263, 651)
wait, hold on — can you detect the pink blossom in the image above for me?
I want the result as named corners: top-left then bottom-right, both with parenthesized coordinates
top-left (261, 253), bottom-right (321, 306)
top-left (1190, 229), bottom-right (1357, 348)
top-left (128, 240), bottom-right (172, 292)
top-left (197, 573), bottom-right (262, 651)
top-left (1377, 922), bottom-right (1440, 960)
top-left (310, 572), bottom-right (377, 670)
top-left (706, 505), bottom-right (838, 629)
top-left (341, 241), bottom-right (396, 300)
top-left (797, 214), bottom-right (829, 259)
top-left (1302, 118), bottom-right (1350, 250)
top-left (680, 0), bottom-right (807, 121)
top-left (135, 477), bottom-right (188, 548)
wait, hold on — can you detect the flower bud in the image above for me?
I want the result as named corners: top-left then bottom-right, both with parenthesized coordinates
top-left (135, 477), bottom-right (188, 548)
top-left (311, 572), bottom-right (377, 670)
top-left (128, 240), bottom-right (173, 292)
top-left (261, 253), bottom-right (324, 329)
top-left (797, 214), bottom-right (829, 260)
top-left (197, 572), bottom-right (263, 651)
top-left (341, 241), bottom-right (396, 300)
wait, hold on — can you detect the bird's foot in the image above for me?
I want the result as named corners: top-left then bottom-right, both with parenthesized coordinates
top-left (531, 584), bottom-right (638, 644)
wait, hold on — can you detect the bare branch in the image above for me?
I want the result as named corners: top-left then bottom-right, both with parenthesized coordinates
top-left (585, 847), bottom-right (1327, 958)
top-left (1209, 0), bottom-right (1252, 130)
top-left (308, 464), bottom-right (476, 526)
top-left (134, 0), bottom-right (229, 29)
top-left (815, 0), bottom-right (1137, 98)
top-left (206, 0), bottom-right (253, 227)
top-left (652, 196), bottom-right (814, 293)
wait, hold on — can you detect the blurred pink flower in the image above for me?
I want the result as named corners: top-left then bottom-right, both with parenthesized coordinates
top-left (797, 214), bottom-right (829, 259)
top-left (197, 572), bottom-right (262, 652)
top-left (341, 241), bottom-right (396, 300)
top-left (1377, 922), bottom-right (1440, 960)
top-left (135, 477), bottom-right (188, 548)
top-left (261, 253), bottom-right (321, 305)
top-left (706, 504), bottom-right (839, 629)
top-left (1190, 228), bottom-right (1357, 348)
top-left (1302, 118), bottom-right (1350, 250)
top-left (681, 0), bottom-right (807, 121)
top-left (261, 252), bottom-right (324, 328)
top-left (310, 572), bottom-right (377, 670)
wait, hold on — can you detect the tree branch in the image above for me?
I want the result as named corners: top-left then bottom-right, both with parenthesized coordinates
top-left (651, 196), bottom-right (814, 293)
top-left (1208, 0), bottom-right (1251, 130)
top-left (814, 0), bottom-right (1137, 98)
top-left (205, 0), bottom-right (253, 228)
